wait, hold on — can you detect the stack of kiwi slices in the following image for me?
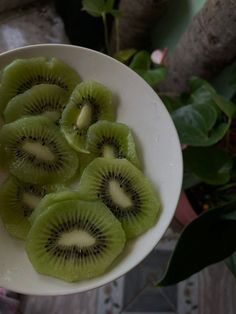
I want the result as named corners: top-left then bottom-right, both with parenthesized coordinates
top-left (0, 56), bottom-right (160, 283)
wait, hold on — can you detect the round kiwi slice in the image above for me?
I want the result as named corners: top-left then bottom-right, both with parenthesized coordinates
top-left (26, 199), bottom-right (126, 282)
top-left (0, 116), bottom-right (79, 184)
top-left (60, 80), bottom-right (115, 153)
top-left (79, 158), bottom-right (160, 238)
top-left (0, 57), bottom-right (81, 113)
top-left (0, 175), bottom-right (62, 240)
top-left (29, 190), bottom-right (87, 224)
top-left (4, 84), bottom-right (68, 124)
top-left (86, 121), bottom-right (141, 168)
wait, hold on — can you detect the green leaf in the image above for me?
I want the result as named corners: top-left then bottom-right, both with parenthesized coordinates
top-left (113, 49), bottom-right (137, 63)
top-left (183, 147), bottom-right (233, 185)
top-left (129, 51), bottom-right (150, 71)
top-left (82, 0), bottom-right (117, 16)
top-left (140, 67), bottom-right (167, 86)
top-left (189, 77), bottom-right (216, 94)
top-left (160, 95), bottom-right (183, 113)
top-left (110, 9), bottom-right (122, 18)
top-left (158, 201), bottom-right (236, 286)
top-left (82, 0), bottom-right (104, 16)
top-left (225, 252), bottom-right (236, 278)
top-left (182, 166), bottom-right (202, 189)
top-left (212, 94), bottom-right (236, 119)
top-left (105, 0), bottom-right (115, 11)
top-left (129, 51), bottom-right (166, 86)
top-left (172, 103), bottom-right (229, 146)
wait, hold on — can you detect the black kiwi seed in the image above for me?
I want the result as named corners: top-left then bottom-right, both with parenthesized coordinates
top-left (98, 172), bottom-right (141, 219)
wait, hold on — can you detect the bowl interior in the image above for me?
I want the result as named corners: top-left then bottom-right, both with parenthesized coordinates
top-left (0, 44), bottom-right (182, 295)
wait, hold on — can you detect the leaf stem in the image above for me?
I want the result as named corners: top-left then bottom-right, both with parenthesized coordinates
top-left (102, 13), bottom-right (110, 55)
top-left (115, 17), bottom-right (120, 53)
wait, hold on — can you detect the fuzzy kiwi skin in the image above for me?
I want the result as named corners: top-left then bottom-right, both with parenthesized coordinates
top-left (0, 116), bottom-right (79, 184)
top-left (79, 158), bottom-right (160, 238)
top-left (0, 176), bottom-right (63, 240)
top-left (0, 57), bottom-right (81, 114)
top-left (60, 80), bottom-right (115, 153)
top-left (26, 199), bottom-right (126, 282)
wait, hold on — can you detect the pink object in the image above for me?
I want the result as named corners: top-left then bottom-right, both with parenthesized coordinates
top-left (175, 192), bottom-right (197, 226)
top-left (151, 48), bottom-right (168, 65)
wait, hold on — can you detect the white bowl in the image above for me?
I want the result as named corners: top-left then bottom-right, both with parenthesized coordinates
top-left (0, 44), bottom-right (182, 295)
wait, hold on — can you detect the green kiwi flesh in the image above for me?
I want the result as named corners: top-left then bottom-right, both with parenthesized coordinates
top-left (30, 190), bottom-right (88, 224)
top-left (79, 158), bottom-right (160, 238)
top-left (26, 199), bottom-right (126, 282)
top-left (0, 57), bottom-right (81, 113)
top-left (60, 80), bottom-right (115, 153)
top-left (86, 121), bottom-right (141, 168)
top-left (0, 176), bottom-right (61, 239)
top-left (4, 84), bottom-right (68, 123)
top-left (0, 116), bottom-right (79, 184)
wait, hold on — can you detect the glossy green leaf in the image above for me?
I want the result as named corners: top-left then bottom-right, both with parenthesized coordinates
top-left (212, 94), bottom-right (236, 119)
top-left (113, 49), bottom-right (137, 63)
top-left (82, 0), bottom-right (104, 16)
top-left (140, 67), bottom-right (167, 86)
top-left (183, 147), bottom-right (233, 185)
top-left (129, 51), bottom-right (166, 86)
top-left (82, 0), bottom-right (117, 16)
top-left (129, 51), bottom-right (150, 71)
top-left (182, 166), bottom-right (202, 189)
top-left (225, 252), bottom-right (236, 278)
top-left (110, 9), bottom-right (122, 18)
top-left (161, 95), bottom-right (183, 113)
top-left (172, 102), bottom-right (229, 146)
top-left (189, 77), bottom-right (216, 94)
top-left (158, 202), bottom-right (236, 286)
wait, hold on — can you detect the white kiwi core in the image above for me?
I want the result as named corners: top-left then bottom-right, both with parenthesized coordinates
top-left (23, 193), bottom-right (41, 209)
top-left (22, 142), bottom-right (55, 161)
top-left (109, 180), bottom-right (133, 208)
top-left (76, 104), bottom-right (92, 129)
top-left (102, 145), bottom-right (115, 158)
top-left (58, 230), bottom-right (96, 247)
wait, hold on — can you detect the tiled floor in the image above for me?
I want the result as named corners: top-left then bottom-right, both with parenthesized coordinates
top-left (0, 1), bottom-right (236, 313)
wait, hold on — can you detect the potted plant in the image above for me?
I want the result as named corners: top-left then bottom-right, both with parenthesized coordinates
top-left (80, 0), bottom-right (236, 285)
top-left (158, 76), bottom-right (236, 285)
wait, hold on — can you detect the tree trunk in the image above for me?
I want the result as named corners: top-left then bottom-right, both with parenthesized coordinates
top-left (110, 0), bottom-right (171, 53)
top-left (159, 0), bottom-right (236, 94)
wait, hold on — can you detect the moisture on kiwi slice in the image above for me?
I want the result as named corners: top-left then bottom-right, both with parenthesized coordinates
top-left (26, 199), bottom-right (126, 282)
top-left (0, 116), bottom-right (79, 184)
top-left (60, 80), bottom-right (115, 153)
top-left (4, 84), bottom-right (68, 124)
top-left (0, 175), bottom-right (62, 240)
top-left (86, 121), bottom-right (141, 168)
top-left (0, 57), bottom-right (81, 113)
top-left (79, 158), bottom-right (160, 238)
top-left (29, 190), bottom-right (87, 224)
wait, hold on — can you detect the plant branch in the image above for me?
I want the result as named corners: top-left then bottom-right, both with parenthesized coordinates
top-left (102, 13), bottom-right (110, 55)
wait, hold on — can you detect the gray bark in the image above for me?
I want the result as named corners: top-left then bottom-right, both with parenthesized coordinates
top-left (159, 0), bottom-right (236, 93)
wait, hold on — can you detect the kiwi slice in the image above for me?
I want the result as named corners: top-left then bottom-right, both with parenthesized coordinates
top-left (60, 80), bottom-right (115, 153)
top-left (79, 158), bottom-right (160, 238)
top-left (0, 176), bottom-right (62, 239)
top-left (26, 199), bottom-right (126, 282)
top-left (0, 116), bottom-right (79, 184)
top-left (0, 57), bottom-right (81, 113)
top-left (86, 121), bottom-right (141, 168)
top-left (4, 84), bottom-right (68, 123)
top-left (30, 190), bottom-right (87, 224)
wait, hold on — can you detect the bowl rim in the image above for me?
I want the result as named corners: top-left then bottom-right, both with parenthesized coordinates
top-left (0, 43), bottom-right (183, 295)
